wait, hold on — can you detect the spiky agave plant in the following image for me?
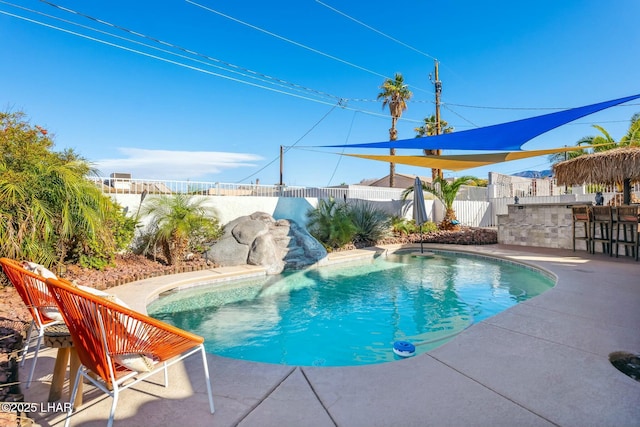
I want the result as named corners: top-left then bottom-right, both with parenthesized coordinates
top-left (347, 200), bottom-right (392, 245)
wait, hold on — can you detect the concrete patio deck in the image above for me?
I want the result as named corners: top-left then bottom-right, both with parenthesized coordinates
top-left (22, 244), bottom-right (640, 427)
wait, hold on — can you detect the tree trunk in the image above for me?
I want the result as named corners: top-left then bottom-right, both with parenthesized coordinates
top-left (389, 122), bottom-right (398, 188)
top-left (389, 148), bottom-right (396, 187)
top-left (436, 149), bottom-right (443, 180)
top-left (162, 240), bottom-right (173, 265)
top-left (169, 228), bottom-right (189, 267)
top-left (439, 208), bottom-right (460, 231)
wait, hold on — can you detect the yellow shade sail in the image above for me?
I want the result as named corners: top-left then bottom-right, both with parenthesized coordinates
top-left (343, 145), bottom-right (597, 172)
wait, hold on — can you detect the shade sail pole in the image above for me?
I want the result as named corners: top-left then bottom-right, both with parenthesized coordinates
top-left (434, 60), bottom-right (443, 180)
top-left (279, 145), bottom-right (284, 186)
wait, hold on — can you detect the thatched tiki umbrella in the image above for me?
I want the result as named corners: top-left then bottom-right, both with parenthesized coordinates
top-left (553, 147), bottom-right (640, 205)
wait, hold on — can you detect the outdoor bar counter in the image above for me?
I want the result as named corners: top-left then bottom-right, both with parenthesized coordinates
top-left (497, 202), bottom-right (588, 250)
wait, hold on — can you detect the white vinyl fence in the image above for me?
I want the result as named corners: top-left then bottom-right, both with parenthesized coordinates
top-left (93, 176), bottom-right (639, 228)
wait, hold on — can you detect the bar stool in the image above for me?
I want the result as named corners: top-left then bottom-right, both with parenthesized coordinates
top-left (591, 206), bottom-right (614, 255)
top-left (614, 206), bottom-right (639, 260)
top-left (571, 205), bottom-right (591, 252)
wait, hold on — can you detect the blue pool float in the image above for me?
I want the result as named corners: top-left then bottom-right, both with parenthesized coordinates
top-left (393, 341), bottom-right (416, 357)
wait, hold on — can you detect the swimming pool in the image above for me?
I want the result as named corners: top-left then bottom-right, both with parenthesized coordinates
top-left (148, 251), bottom-right (554, 366)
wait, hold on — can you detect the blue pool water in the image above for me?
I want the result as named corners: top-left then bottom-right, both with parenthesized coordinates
top-left (148, 252), bottom-right (554, 366)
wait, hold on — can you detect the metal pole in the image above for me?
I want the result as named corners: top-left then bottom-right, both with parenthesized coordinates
top-left (434, 60), bottom-right (443, 180)
top-left (435, 60), bottom-right (441, 137)
top-left (279, 145), bottom-right (284, 187)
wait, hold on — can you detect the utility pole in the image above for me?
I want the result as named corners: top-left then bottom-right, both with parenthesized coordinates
top-left (279, 145), bottom-right (284, 187)
top-left (433, 60), bottom-right (443, 180)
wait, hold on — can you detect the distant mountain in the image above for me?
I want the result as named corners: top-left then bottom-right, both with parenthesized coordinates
top-left (512, 170), bottom-right (553, 179)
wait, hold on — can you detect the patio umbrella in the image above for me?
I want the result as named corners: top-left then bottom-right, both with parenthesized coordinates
top-left (413, 177), bottom-right (429, 253)
top-left (553, 147), bottom-right (640, 205)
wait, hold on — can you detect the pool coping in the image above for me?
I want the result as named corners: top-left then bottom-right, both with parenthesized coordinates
top-left (112, 243), bottom-right (559, 315)
top-left (23, 244), bottom-right (640, 427)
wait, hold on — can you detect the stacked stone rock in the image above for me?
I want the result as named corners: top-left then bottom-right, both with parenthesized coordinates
top-left (205, 212), bottom-right (328, 274)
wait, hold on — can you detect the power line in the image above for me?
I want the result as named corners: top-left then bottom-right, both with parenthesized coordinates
top-left (186, 0), bottom-right (389, 80)
top-left (3, 1), bottom-right (437, 126)
top-left (27, 0), bottom-right (342, 104)
top-left (21, 0), bottom-right (606, 125)
top-left (185, 0), bottom-right (432, 95)
top-left (0, 8), bottom-right (349, 107)
top-left (0, 5), bottom-right (370, 122)
top-left (236, 102), bottom-right (341, 183)
top-left (442, 104), bottom-right (480, 128)
top-left (445, 101), bottom-right (640, 111)
top-left (313, 2), bottom-right (640, 116)
top-left (315, 0), bottom-right (438, 61)
top-left (314, 1), bottom-right (473, 98)
top-left (47, 0), bottom-right (637, 121)
top-left (10, 1), bottom-right (630, 139)
top-left (327, 110), bottom-right (358, 186)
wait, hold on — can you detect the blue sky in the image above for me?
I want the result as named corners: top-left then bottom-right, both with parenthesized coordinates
top-left (2, 0), bottom-right (639, 186)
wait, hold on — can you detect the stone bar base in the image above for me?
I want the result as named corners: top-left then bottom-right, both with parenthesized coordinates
top-left (497, 203), bottom-right (590, 251)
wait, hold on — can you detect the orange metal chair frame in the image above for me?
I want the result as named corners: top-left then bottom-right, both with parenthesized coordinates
top-left (0, 257), bottom-right (66, 388)
top-left (45, 277), bottom-right (215, 427)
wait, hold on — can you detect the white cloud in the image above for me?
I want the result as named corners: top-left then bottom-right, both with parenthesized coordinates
top-left (92, 148), bottom-right (263, 180)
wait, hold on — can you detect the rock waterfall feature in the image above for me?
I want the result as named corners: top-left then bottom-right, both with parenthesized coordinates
top-left (204, 212), bottom-right (327, 274)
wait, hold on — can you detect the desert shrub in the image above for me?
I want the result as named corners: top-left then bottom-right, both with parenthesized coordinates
top-left (306, 198), bottom-right (356, 250)
top-left (307, 199), bottom-right (393, 249)
top-left (66, 200), bottom-right (137, 269)
top-left (392, 216), bottom-right (417, 235)
top-left (392, 216), bottom-right (438, 236)
top-left (0, 111), bottom-right (135, 270)
top-left (188, 217), bottom-right (224, 253)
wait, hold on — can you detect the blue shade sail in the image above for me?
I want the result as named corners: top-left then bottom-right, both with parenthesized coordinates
top-left (323, 94), bottom-right (640, 151)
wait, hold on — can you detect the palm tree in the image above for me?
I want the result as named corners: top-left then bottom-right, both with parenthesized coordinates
top-left (414, 114), bottom-right (454, 139)
top-left (402, 176), bottom-right (475, 230)
top-left (548, 113), bottom-right (640, 165)
top-left (547, 136), bottom-right (592, 164)
top-left (620, 113), bottom-right (640, 147)
top-left (377, 73), bottom-right (412, 188)
top-left (140, 194), bottom-right (219, 266)
top-left (415, 115), bottom-right (454, 180)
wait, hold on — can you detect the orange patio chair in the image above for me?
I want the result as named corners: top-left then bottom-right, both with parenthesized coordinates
top-left (0, 257), bottom-right (67, 388)
top-left (44, 276), bottom-right (215, 427)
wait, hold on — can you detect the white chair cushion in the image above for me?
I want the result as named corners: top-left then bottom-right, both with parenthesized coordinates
top-left (22, 261), bottom-right (57, 279)
top-left (113, 353), bottom-right (156, 372)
